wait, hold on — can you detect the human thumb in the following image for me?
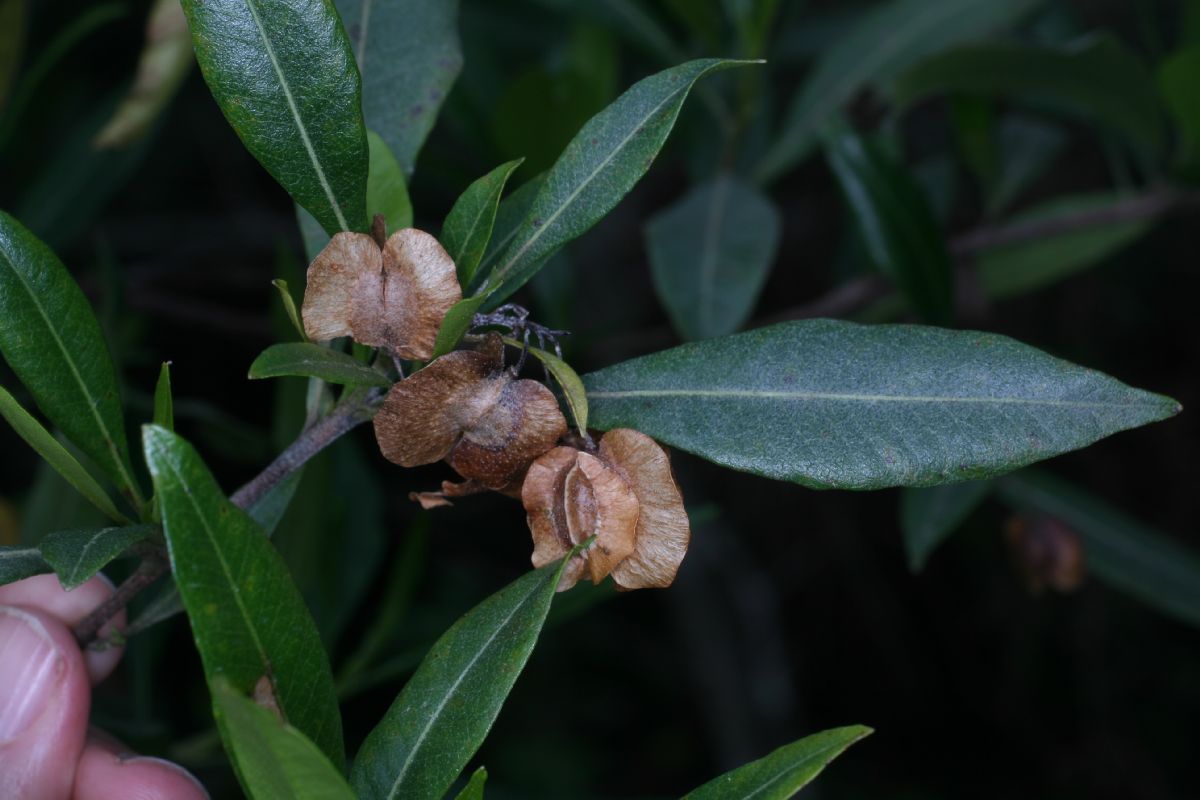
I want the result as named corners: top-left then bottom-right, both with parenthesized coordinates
top-left (0, 605), bottom-right (89, 800)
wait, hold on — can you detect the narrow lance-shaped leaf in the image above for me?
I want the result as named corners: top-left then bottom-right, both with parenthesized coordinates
top-left (143, 425), bottom-right (344, 768)
top-left (0, 547), bottom-right (50, 586)
top-left (502, 337), bottom-right (588, 435)
top-left (471, 173), bottom-right (545, 293)
top-left (825, 130), bottom-right (953, 324)
top-left (584, 320), bottom-right (1180, 490)
top-left (453, 768), bottom-right (487, 800)
top-left (0, 385), bottom-right (130, 524)
top-left (753, 0), bottom-right (1043, 184)
top-left (336, 0), bottom-right (462, 175)
top-left (180, 0), bottom-right (368, 235)
top-left (478, 59), bottom-right (760, 307)
top-left (351, 556), bottom-right (575, 800)
top-left (682, 725), bottom-right (871, 799)
top-left (900, 481), bottom-right (992, 571)
top-left (212, 679), bottom-right (356, 800)
top-left (442, 159), bottom-right (525, 287)
top-left (893, 35), bottom-right (1165, 158)
top-left (272, 279), bottom-right (308, 341)
top-left (997, 471), bottom-right (1200, 628)
top-left (154, 362), bottom-right (174, 431)
top-left (38, 524), bottom-right (156, 590)
top-left (367, 130), bottom-right (413, 230)
top-left (0, 212), bottom-right (142, 505)
top-left (248, 343), bottom-right (392, 387)
top-left (646, 174), bottom-right (782, 341)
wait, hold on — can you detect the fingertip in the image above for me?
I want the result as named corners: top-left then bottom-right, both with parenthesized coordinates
top-left (74, 746), bottom-right (210, 800)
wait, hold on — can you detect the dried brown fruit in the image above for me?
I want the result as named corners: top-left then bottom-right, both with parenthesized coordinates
top-left (301, 228), bottom-right (461, 360)
top-left (373, 334), bottom-right (568, 489)
top-left (1004, 514), bottom-right (1086, 594)
top-left (522, 429), bottom-right (690, 591)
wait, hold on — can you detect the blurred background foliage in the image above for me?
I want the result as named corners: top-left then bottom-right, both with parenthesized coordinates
top-left (1, 0), bottom-right (1197, 797)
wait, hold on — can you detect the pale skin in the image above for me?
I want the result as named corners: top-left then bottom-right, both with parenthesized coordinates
top-left (0, 574), bottom-right (208, 800)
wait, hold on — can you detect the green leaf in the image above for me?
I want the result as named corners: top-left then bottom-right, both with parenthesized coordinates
top-left (153, 362), bottom-right (174, 431)
top-left (38, 525), bottom-right (156, 590)
top-left (0, 213), bottom-right (141, 505)
top-left (272, 279), bottom-right (308, 341)
top-left (753, 0), bottom-right (1043, 184)
top-left (976, 193), bottom-right (1153, 300)
top-left (826, 130), bottom-right (953, 324)
top-left (142, 425), bottom-right (344, 768)
top-left (93, 0), bottom-right (192, 149)
top-left (431, 295), bottom-right (487, 360)
top-left (478, 59), bottom-right (760, 307)
top-left (682, 725), bottom-right (871, 799)
top-left (0, 384), bottom-right (130, 524)
top-left (893, 35), bottom-right (1165, 157)
top-left (583, 320), bottom-right (1180, 490)
top-left (1157, 46), bottom-right (1200, 173)
top-left (442, 159), bottom-right (525, 287)
top-left (470, 173), bottom-right (545, 294)
top-left (248, 343), bottom-right (391, 387)
top-left (337, 0), bottom-right (462, 175)
top-left (900, 481), bottom-right (992, 571)
top-left (0, 0), bottom-right (25, 114)
top-left (986, 116), bottom-right (1067, 217)
top-left (501, 337), bottom-right (588, 435)
top-left (212, 678), bottom-right (356, 800)
top-left (180, 0), bottom-right (368, 235)
top-left (996, 471), bottom-right (1200, 628)
top-left (0, 546), bottom-right (50, 586)
top-left (452, 767), bottom-right (487, 800)
top-left (646, 174), bottom-right (782, 341)
top-left (350, 559), bottom-right (571, 800)
top-left (367, 130), bottom-right (413, 230)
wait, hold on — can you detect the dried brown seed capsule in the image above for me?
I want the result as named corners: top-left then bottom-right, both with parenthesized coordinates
top-left (1004, 514), bottom-right (1086, 594)
top-left (522, 429), bottom-right (690, 591)
top-left (373, 335), bottom-right (567, 489)
top-left (301, 228), bottom-right (461, 360)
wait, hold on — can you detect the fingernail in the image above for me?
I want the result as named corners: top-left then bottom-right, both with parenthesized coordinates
top-left (0, 606), bottom-right (65, 741)
top-left (121, 756), bottom-right (211, 799)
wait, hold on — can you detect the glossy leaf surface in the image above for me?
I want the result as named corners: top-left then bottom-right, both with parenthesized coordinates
top-left (143, 425), bottom-right (344, 767)
top-left (479, 59), bottom-right (757, 306)
top-left (39, 525), bottom-right (156, 589)
top-left (683, 725), bottom-right (871, 799)
top-left (367, 130), bottom-right (413, 230)
top-left (0, 385), bottom-right (128, 524)
top-left (0, 212), bottom-right (140, 502)
top-left (584, 320), bottom-right (1179, 490)
top-left (336, 0), bottom-right (461, 175)
top-left (248, 343), bottom-right (391, 387)
top-left (351, 560), bottom-right (569, 800)
top-left (900, 481), bottom-right (992, 571)
top-left (825, 131), bottom-right (952, 324)
top-left (647, 174), bottom-right (782, 341)
top-left (180, 0), bottom-right (368, 235)
top-left (502, 337), bottom-right (588, 435)
top-left (442, 159), bottom-right (524, 287)
top-left (997, 471), bottom-right (1200, 627)
top-left (153, 362), bottom-right (174, 431)
top-left (453, 768), bottom-right (487, 800)
top-left (894, 35), bottom-right (1165, 156)
top-left (754, 0), bottom-right (1042, 183)
top-left (212, 679), bottom-right (355, 800)
top-left (471, 173), bottom-right (544, 293)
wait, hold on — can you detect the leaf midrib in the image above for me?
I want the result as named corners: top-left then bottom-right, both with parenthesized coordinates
top-left (0, 248), bottom-right (138, 501)
top-left (64, 527), bottom-right (117, 585)
top-left (484, 76), bottom-right (694, 293)
top-left (156, 445), bottom-right (275, 714)
top-left (587, 388), bottom-right (1165, 410)
top-left (736, 738), bottom-right (858, 800)
top-left (384, 576), bottom-right (547, 799)
top-left (243, 0), bottom-right (350, 231)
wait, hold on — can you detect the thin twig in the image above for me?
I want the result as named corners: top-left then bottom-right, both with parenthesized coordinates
top-left (73, 553), bottom-right (169, 647)
top-left (229, 387), bottom-right (386, 511)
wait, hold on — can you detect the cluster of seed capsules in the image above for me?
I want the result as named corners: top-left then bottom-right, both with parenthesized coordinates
top-left (301, 224), bottom-right (690, 591)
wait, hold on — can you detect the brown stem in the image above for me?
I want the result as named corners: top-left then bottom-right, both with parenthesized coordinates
top-left (73, 554), bottom-right (169, 647)
top-left (229, 387), bottom-right (385, 511)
